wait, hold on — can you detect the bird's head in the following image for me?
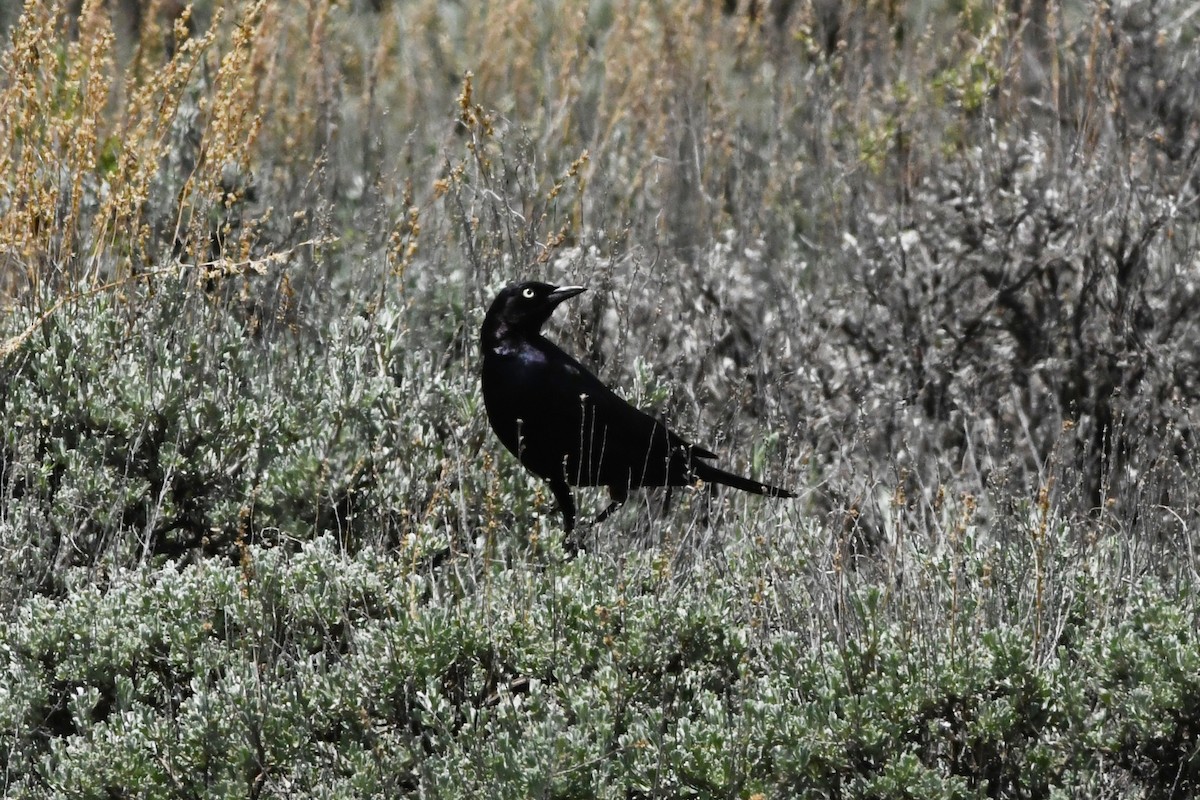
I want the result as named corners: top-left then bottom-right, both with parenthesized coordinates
top-left (481, 281), bottom-right (586, 349)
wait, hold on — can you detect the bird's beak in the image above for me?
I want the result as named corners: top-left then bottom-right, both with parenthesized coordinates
top-left (548, 285), bottom-right (586, 305)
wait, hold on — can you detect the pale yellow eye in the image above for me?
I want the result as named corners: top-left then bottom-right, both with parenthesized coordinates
top-left (522, 287), bottom-right (536, 299)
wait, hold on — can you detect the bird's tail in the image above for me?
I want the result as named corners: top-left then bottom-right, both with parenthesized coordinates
top-left (694, 462), bottom-right (794, 498)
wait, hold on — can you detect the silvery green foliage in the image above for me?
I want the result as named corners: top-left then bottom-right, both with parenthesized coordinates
top-left (3, 523), bottom-right (1199, 797)
top-left (0, 282), bottom-right (475, 601)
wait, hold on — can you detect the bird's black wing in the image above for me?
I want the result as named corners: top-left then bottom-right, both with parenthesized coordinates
top-left (529, 338), bottom-right (714, 489)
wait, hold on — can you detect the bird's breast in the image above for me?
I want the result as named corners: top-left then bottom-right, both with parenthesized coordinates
top-left (482, 349), bottom-right (591, 475)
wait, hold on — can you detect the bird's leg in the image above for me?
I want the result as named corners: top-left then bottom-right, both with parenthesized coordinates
top-left (592, 485), bottom-right (629, 525)
top-left (550, 479), bottom-right (592, 555)
top-left (549, 478), bottom-right (576, 533)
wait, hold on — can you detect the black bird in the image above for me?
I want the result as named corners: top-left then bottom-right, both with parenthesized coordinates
top-left (480, 281), bottom-right (794, 534)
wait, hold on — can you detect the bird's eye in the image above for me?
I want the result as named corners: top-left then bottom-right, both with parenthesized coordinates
top-left (521, 287), bottom-right (536, 299)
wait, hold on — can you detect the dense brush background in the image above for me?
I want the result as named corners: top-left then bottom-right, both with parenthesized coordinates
top-left (2, 0), bottom-right (1199, 796)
